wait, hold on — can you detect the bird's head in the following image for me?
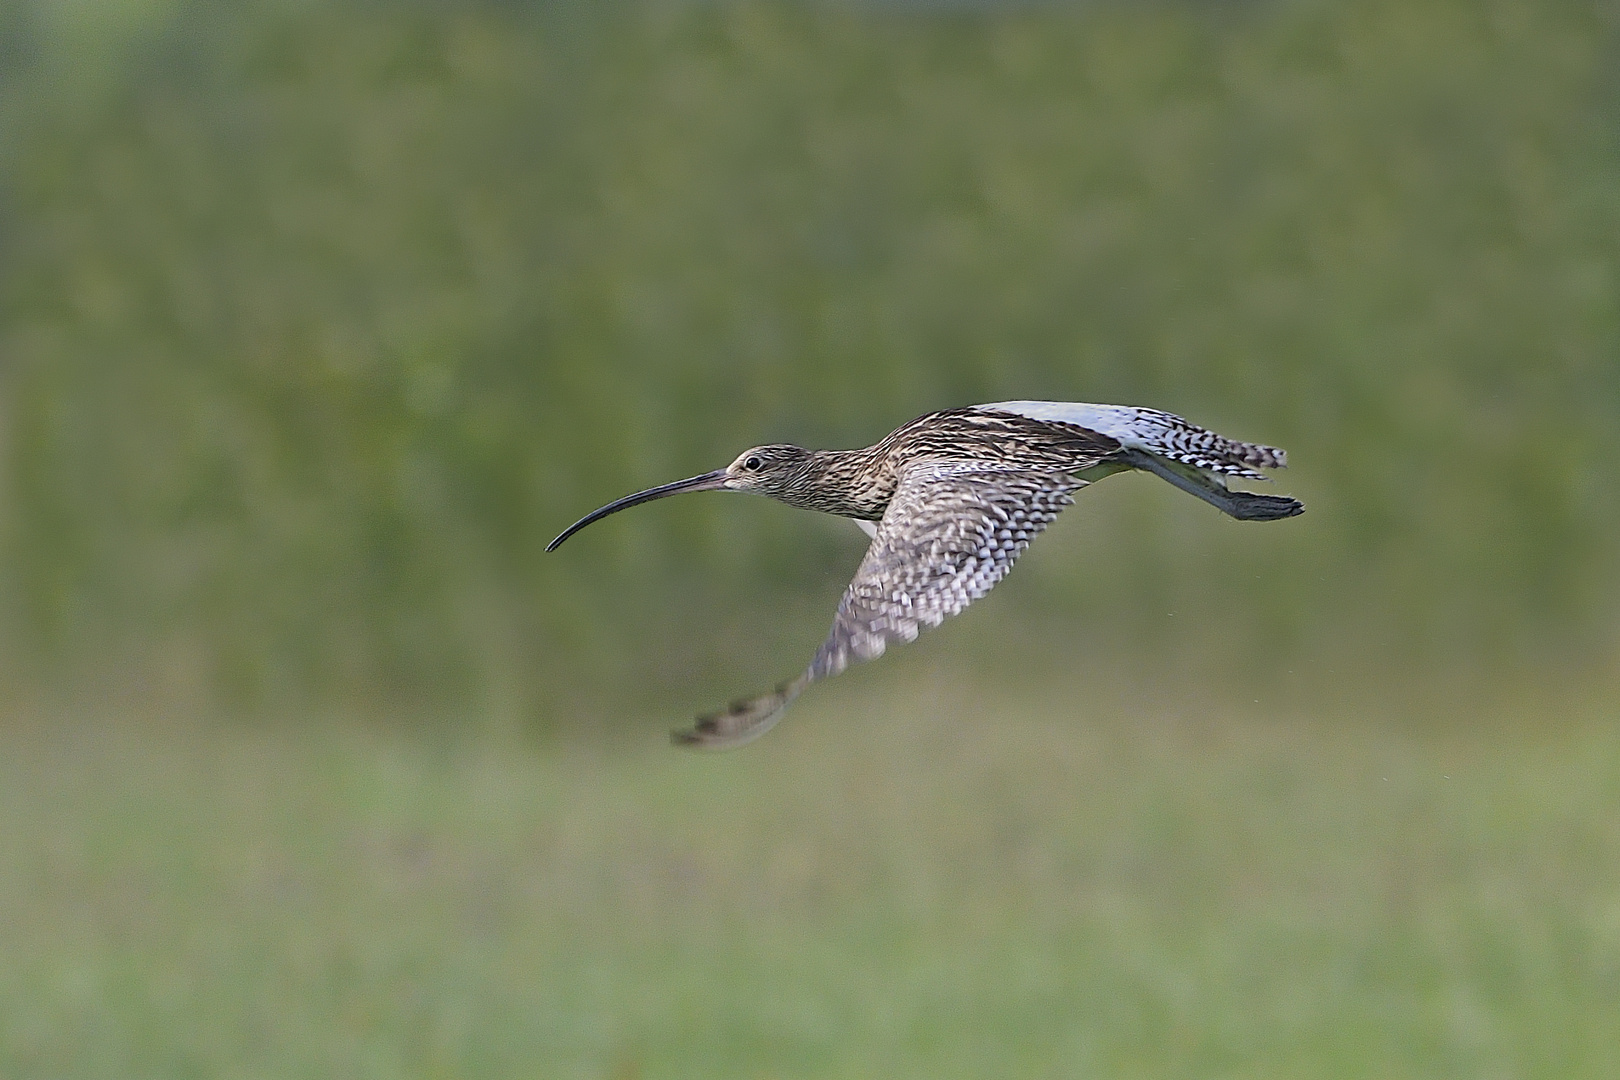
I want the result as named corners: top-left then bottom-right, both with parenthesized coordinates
top-left (720, 444), bottom-right (813, 496)
top-left (546, 443), bottom-right (813, 551)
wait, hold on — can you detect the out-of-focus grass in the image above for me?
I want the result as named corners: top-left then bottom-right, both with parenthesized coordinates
top-left (3, 683), bottom-right (1616, 1078)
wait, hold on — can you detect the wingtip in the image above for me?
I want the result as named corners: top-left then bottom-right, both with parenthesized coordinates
top-left (671, 682), bottom-right (798, 751)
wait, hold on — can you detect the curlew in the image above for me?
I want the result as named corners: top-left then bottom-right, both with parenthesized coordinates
top-left (548, 401), bottom-right (1302, 749)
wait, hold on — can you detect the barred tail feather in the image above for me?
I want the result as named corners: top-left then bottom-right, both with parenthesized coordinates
top-left (1214, 437), bottom-right (1286, 471)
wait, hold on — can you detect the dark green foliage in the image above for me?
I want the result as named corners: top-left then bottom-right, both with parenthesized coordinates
top-left (2, 0), bottom-right (1617, 720)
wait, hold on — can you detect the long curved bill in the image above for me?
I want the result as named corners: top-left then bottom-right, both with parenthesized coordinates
top-left (546, 469), bottom-right (730, 551)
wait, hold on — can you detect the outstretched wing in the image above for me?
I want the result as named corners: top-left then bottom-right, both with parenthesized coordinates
top-left (673, 461), bottom-right (1086, 749)
top-left (808, 462), bottom-right (1084, 679)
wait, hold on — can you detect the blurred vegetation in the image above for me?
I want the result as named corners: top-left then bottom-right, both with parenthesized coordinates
top-left (1, 0), bottom-right (1617, 724)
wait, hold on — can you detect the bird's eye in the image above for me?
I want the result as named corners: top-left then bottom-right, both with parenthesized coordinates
top-left (744, 456), bottom-right (762, 471)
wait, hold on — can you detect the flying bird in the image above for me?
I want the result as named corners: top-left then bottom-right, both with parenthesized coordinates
top-left (548, 401), bottom-right (1302, 749)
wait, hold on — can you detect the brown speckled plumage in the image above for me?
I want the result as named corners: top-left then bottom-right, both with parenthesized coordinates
top-left (549, 402), bottom-right (1302, 749)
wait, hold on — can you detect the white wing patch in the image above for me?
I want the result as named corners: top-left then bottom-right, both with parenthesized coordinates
top-left (980, 400), bottom-right (1285, 478)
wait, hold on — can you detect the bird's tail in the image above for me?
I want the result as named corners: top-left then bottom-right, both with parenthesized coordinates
top-left (1119, 421), bottom-right (1285, 480)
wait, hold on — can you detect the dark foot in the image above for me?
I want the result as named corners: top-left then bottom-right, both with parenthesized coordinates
top-left (1227, 492), bottom-right (1305, 520)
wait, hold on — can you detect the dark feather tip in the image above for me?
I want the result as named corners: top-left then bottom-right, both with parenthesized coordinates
top-left (670, 685), bottom-right (795, 750)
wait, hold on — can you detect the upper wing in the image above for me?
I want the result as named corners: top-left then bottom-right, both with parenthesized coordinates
top-left (981, 401), bottom-right (1286, 476)
top-left (673, 461), bottom-right (1086, 749)
top-left (978, 401), bottom-right (1303, 520)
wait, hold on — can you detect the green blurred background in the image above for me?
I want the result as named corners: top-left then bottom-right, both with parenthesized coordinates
top-left (2, 0), bottom-right (1618, 1076)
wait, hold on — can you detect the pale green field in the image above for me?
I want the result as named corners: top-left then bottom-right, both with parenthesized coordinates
top-left (3, 677), bottom-right (1617, 1079)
